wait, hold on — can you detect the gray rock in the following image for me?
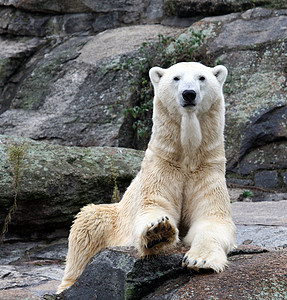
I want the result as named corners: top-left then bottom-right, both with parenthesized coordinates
top-left (236, 225), bottom-right (287, 249)
top-left (239, 106), bottom-right (287, 163)
top-left (163, 0), bottom-right (286, 18)
top-left (58, 245), bottom-right (287, 300)
top-left (60, 13), bottom-right (95, 35)
top-left (231, 201), bottom-right (287, 227)
top-left (239, 142), bottom-right (287, 177)
top-left (29, 242), bottom-right (68, 261)
top-left (146, 0), bottom-right (164, 21)
top-left (232, 200), bottom-right (287, 247)
top-left (0, 264), bottom-right (64, 296)
top-left (0, 7), bottom-right (50, 36)
top-left (0, 0), bottom-right (91, 13)
top-left (0, 135), bottom-right (144, 239)
top-left (226, 178), bottom-right (253, 187)
top-left (0, 241), bottom-right (38, 265)
top-left (0, 36), bottom-right (45, 94)
top-left (0, 6), bottom-right (97, 37)
top-left (122, 10), bottom-right (142, 24)
top-left (82, 0), bottom-right (147, 13)
top-left (210, 15), bottom-right (287, 51)
top-left (0, 239), bottom-right (68, 265)
top-left (0, 1), bottom-right (159, 37)
top-left (254, 170), bottom-right (279, 189)
top-left (0, 25), bottom-right (181, 147)
top-left (169, 249), bottom-right (287, 299)
top-left (92, 12), bottom-right (119, 32)
top-left (60, 246), bottom-right (186, 300)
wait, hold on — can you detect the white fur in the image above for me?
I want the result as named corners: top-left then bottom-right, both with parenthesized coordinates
top-left (57, 62), bottom-right (236, 294)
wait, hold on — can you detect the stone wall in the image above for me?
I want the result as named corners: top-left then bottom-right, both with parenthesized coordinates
top-left (1, 0), bottom-right (285, 37)
top-left (0, 0), bottom-right (287, 240)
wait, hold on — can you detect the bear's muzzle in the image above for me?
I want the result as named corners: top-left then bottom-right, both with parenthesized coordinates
top-left (181, 90), bottom-right (197, 107)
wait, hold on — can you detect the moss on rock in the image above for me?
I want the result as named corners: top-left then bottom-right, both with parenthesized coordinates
top-left (0, 135), bottom-right (144, 239)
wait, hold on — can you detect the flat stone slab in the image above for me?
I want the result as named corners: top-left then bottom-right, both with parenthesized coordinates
top-left (77, 25), bottom-right (182, 65)
top-left (0, 289), bottom-right (40, 300)
top-left (232, 201), bottom-right (287, 249)
top-left (0, 264), bottom-right (64, 298)
top-left (232, 201), bottom-right (287, 226)
top-left (236, 224), bottom-right (287, 249)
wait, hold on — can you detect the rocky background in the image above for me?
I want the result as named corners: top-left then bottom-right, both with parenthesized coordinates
top-left (0, 0), bottom-right (287, 299)
top-left (0, 0), bottom-right (286, 240)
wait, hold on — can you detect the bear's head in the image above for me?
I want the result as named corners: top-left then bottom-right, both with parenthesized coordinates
top-left (149, 62), bottom-right (228, 116)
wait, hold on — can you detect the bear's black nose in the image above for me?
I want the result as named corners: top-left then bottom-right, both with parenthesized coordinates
top-left (182, 90), bottom-right (197, 106)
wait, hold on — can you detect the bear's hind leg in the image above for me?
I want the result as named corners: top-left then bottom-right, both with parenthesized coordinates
top-left (57, 203), bottom-right (119, 294)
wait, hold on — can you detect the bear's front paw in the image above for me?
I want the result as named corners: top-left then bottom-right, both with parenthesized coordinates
top-left (140, 216), bottom-right (178, 256)
top-left (182, 247), bottom-right (228, 273)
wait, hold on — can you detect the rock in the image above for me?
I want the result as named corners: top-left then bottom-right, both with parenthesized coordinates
top-left (0, 0), bottom-right (149, 15)
top-left (232, 201), bottom-right (287, 227)
top-left (0, 6), bottom-right (99, 37)
top-left (232, 201), bottom-right (287, 249)
top-left (236, 225), bottom-right (287, 249)
top-left (0, 241), bottom-right (39, 265)
top-left (0, 264), bottom-right (64, 298)
top-left (56, 246), bottom-right (287, 300)
top-left (0, 239), bottom-right (68, 265)
top-left (254, 170), bottom-right (279, 189)
top-left (0, 289), bottom-right (40, 300)
top-left (0, 7), bottom-right (51, 37)
top-left (146, 0), bottom-right (164, 21)
top-left (168, 249), bottom-right (287, 299)
top-left (0, 0), bottom-right (91, 14)
top-left (209, 13), bottom-right (287, 51)
top-left (0, 135), bottom-right (144, 239)
top-left (0, 25), bottom-right (181, 148)
top-left (163, 0), bottom-right (286, 17)
top-left (0, 240), bottom-right (66, 299)
top-left (60, 246), bottom-right (186, 300)
top-left (0, 0), bottom-right (170, 37)
top-left (0, 36), bottom-right (45, 106)
top-left (92, 12), bottom-right (120, 32)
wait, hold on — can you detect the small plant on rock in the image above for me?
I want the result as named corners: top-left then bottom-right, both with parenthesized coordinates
top-left (1, 141), bottom-right (29, 243)
top-left (242, 190), bottom-right (254, 198)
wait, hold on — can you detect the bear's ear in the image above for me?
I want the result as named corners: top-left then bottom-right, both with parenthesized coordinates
top-left (149, 67), bottom-right (165, 86)
top-left (212, 65), bottom-right (228, 85)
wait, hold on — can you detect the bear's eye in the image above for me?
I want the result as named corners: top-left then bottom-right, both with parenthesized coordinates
top-left (173, 76), bottom-right (180, 81)
top-left (199, 76), bottom-right (205, 81)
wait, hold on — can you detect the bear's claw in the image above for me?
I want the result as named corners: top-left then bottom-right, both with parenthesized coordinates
top-left (182, 249), bottom-right (227, 273)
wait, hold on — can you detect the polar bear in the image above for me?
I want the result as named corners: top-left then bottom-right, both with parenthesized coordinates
top-left (57, 62), bottom-right (236, 293)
